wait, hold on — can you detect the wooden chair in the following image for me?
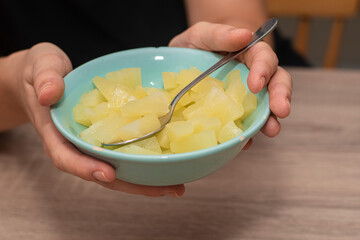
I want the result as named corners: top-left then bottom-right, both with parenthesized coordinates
top-left (266, 0), bottom-right (359, 68)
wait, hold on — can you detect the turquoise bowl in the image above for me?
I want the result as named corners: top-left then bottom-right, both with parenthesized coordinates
top-left (50, 47), bottom-right (270, 186)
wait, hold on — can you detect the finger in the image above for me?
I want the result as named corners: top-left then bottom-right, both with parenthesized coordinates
top-left (169, 21), bottom-right (253, 52)
top-left (242, 138), bottom-right (253, 151)
top-left (242, 41), bottom-right (278, 94)
top-left (98, 180), bottom-right (185, 198)
top-left (27, 42), bottom-right (72, 106)
top-left (260, 113), bottom-right (281, 137)
top-left (267, 67), bottom-right (292, 119)
top-left (41, 118), bottom-right (116, 183)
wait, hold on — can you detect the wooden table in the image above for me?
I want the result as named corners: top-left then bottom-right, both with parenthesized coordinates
top-left (1, 68), bottom-right (360, 240)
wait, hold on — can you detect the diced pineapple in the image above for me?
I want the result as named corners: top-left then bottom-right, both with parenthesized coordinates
top-left (176, 68), bottom-right (200, 86)
top-left (92, 76), bottom-right (137, 109)
top-left (166, 121), bottom-right (194, 142)
top-left (167, 87), bottom-right (192, 108)
top-left (73, 103), bottom-right (94, 127)
top-left (144, 87), bottom-right (161, 96)
top-left (131, 136), bottom-right (162, 153)
top-left (162, 72), bottom-right (179, 90)
top-left (79, 125), bottom-right (101, 147)
top-left (224, 69), bottom-right (247, 106)
top-left (76, 66), bottom-right (257, 154)
top-left (241, 92), bottom-right (257, 120)
top-left (115, 145), bottom-right (159, 155)
top-left (188, 116), bottom-right (222, 133)
top-left (132, 85), bottom-right (148, 99)
top-left (170, 130), bottom-right (217, 154)
top-left (182, 100), bottom-right (206, 120)
top-left (171, 106), bottom-right (186, 122)
top-left (188, 66), bottom-right (224, 93)
top-left (105, 67), bottom-right (141, 90)
top-left (121, 91), bottom-right (170, 117)
top-left (115, 114), bottom-right (161, 142)
top-left (78, 89), bottom-right (106, 107)
top-left (94, 113), bottom-right (139, 144)
top-left (79, 117), bottom-right (110, 146)
top-left (203, 87), bottom-right (244, 124)
top-left (234, 118), bottom-right (244, 130)
top-left (89, 102), bottom-right (114, 124)
top-left (162, 150), bottom-right (173, 155)
top-left (217, 121), bottom-right (243, 143)
top-left (156, 126), bottom-right (170, 149)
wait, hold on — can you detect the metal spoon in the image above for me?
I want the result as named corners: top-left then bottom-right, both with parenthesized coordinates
top-left (102, 18), bottom-right (278, 147)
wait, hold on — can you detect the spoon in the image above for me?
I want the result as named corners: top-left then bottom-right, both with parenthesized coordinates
top-left (102, 18), bottom-right (278, 147)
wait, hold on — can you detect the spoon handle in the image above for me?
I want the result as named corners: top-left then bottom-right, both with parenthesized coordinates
top-left (170, 18), bottom-right (278, 108)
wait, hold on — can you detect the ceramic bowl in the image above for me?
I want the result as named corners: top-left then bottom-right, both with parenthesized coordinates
top-left (50, 47), bottom-right (270, 186)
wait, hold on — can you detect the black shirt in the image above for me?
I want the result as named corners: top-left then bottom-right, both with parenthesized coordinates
top-left (0, 0), bottom-right (309, 67)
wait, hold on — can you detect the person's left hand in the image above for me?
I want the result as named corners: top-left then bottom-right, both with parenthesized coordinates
top-left (169, 22), bottom-right (292, 149)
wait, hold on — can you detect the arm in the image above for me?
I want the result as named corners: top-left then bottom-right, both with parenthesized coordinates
top-left (0, 51), bottom-right (29, 131)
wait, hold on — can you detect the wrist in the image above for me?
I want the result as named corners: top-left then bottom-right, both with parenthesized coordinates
top-left (0, 50), bottom-right (30, 131)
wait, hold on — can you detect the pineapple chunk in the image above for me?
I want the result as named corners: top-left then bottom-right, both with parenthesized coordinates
top-left (203, 87), bottom-right (244, 124)
top-left (162, 72), bottom-right (179, 90)
top-left (166, 121), bottom-right (194, 142)
top-left (121, 91), bottom-right (170, 117)
top-left (218, 121), bottom-right (243, 143)
top-left (188, 116), bottom-right (222, 133)
top-left (131, 136), bottom-right (162, 153)
top-left (78, 89), bottom-right (105, 107)
top-left (92, 76), bottom-right (137, 109)
top-left (94, 113), bottom-right (139, 144)
top-left (224, 69), bottom-right (247, 106)
top-left (144, 87), bottom-right (161, 96)
top-left (156, 126), bottom-right (170, 149)
top-left (167, 87), bottom-right (192, 108)
top-left (171, 106), bottom-right (186, 122)
top-left (73, 103), bottom-right (94, 127)
top-left (170, 130), bottom-right (217, 154)
top-left (114, 136), bottom-right (162, 155)
top-left (177, 68), bottom-right (200, 86)
top-left (182, 100), bottom-right (206, 120)
top-left (79, 125), bottom-right (101, 147)
top-left (234, 118), bottom-right (244, 130)
top-left (105, 67), bottom-right (141, 90)
top-left (115, 114), bottom-right (161, 142)
top-left (188, 67), bottom-right (224, 93)
top-left (89, 102), bottom-right (114, 124)
top-left (241, 92), bottom-right (257, 120)
top-left (115, 145), bottom-right (159, 155)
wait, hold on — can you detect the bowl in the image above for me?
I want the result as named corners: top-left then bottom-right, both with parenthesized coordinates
top-left (50, 47), bottom-right (270, 186)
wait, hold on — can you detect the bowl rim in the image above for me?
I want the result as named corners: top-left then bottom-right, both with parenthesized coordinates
top-left (50, 47), bottom-right (270, 163)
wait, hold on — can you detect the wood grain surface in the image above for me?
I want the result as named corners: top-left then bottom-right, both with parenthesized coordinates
top-left (1, 68), bottom-right (360, 240)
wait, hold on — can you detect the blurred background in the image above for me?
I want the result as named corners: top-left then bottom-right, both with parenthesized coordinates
top-left (267, 0), bottom-right (360, 69)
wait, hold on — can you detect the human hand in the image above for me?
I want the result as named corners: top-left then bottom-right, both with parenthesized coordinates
top-left (14, 42), bottom-right (184, 197)
top-left (169, 22), bottom-right (292, 149)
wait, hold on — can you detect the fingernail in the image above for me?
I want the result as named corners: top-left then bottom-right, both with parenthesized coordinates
top-left (92, 171), bottom-right (109, 182)
top-left (260, 76), bottom-right (266, 87)
top-left (164, 192), bottom-right (180, 198)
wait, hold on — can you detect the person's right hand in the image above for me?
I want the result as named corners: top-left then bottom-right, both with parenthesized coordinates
top-left (11, 42), bottom-right (184, 197)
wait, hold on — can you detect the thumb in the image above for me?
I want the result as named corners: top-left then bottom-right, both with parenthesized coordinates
top-left (28, 42), bottom-right (72, 106)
